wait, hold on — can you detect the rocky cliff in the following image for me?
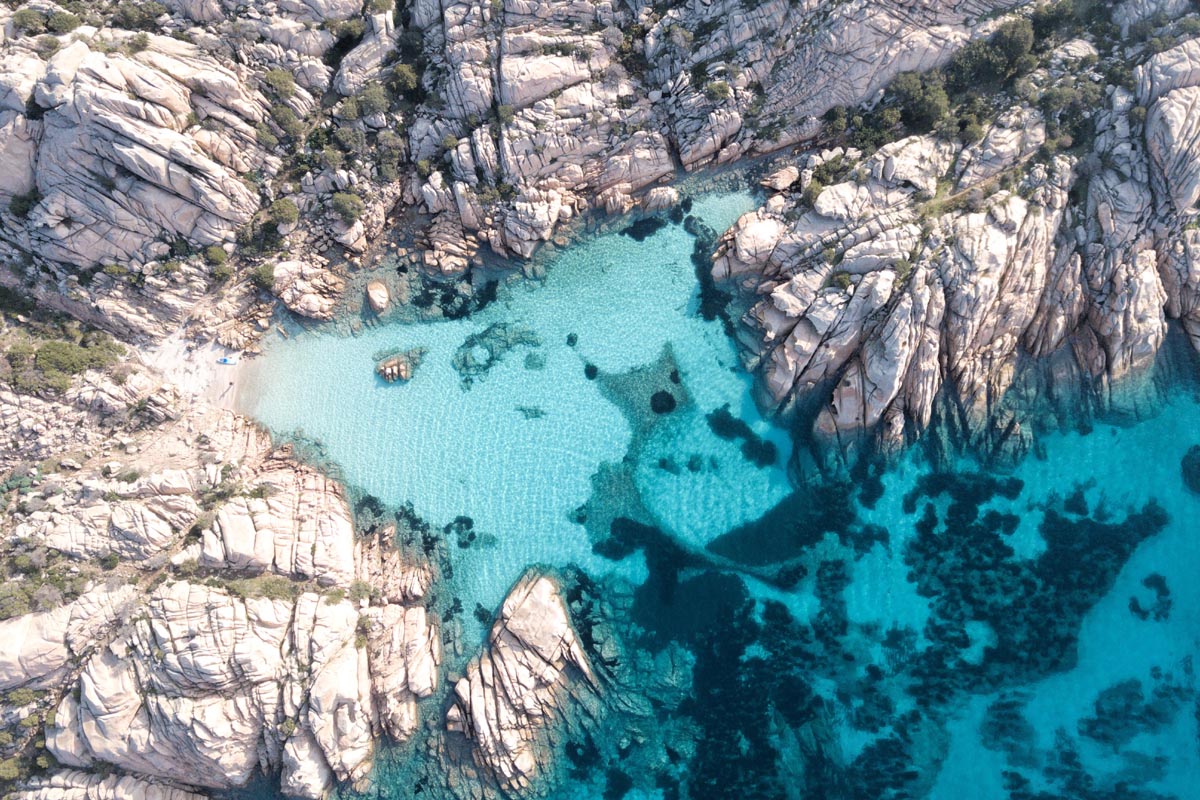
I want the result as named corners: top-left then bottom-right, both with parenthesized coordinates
top-left (713, 14), bottom-right (1200, 474)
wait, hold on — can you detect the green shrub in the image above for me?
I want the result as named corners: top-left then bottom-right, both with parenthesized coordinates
top-left (992, 18), bottom-right (1034, 64)
top-left (348, 580), bottom-right (373, 604)
top-left (440, 133), bottom-right (459, 151)
top-left (356, 83), bottom-right (389, 116)
top-left (111, 1), bottom-right (166, 31)
top-left (263, 68), bottom-right (295, 99)
top-left (704, 80), bottom-right (731, 101)
top-left (267, 198), bottom-right (299, 226)
top-left (227, 575), bottom-right (299, 601)
top-left (255, 123), bottom-right (278, 149)
top-left (321, 147), bottom-right (344, 170)
top-left (46, 11), bottom-right (81, 33)
top-left (333, 125), bottom-right (366, 152)
top-left (367, 0), bottom-right (394, 11)
top-left (12, 9), bottom-right (46, 35)
top-left (0, 757), bottom-right (20, 781)
top-left (270, 104), bottom-right (304, 140)
top-left (6, 688), bottom-right (37, 707)
top-left (204, 245), bottom-right (227, 266)
top-left (126, 32), bottom-right (151, 53)
top-left (328, 18), bottom-right (366, 41)
top-left (10, 188), bottom-right (41, 218)
top-left (889, 71), bottom-right (949, 132)
top-left (389, 63), bottom-right (420, 95)
top-left (496, 104), bottom-right (515, 124)
top-left (824, 106), bottom-right (848, 135)
top-left (99, 553), bottom-right (119, 570)
top-left (251, 263), bottom-right (276, 290)
top-left (35, 340), bottom-right (112, 376)
top-left (34, 35), bottom-right (60, 58)
top-left (330, 192), bottom-right (364, 223)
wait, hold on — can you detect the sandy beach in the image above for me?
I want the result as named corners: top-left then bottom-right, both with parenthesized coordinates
top-left (142, 329), bottom-right (248, 412)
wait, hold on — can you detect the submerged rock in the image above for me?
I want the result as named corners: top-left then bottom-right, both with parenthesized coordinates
top-left (1181, 445), bottom-right (1200, 494)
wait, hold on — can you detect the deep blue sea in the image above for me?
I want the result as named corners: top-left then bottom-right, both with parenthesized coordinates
top-left (239, 189), bottom-right (1200, 800)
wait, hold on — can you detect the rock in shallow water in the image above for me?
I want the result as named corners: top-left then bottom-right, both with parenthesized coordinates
top-left (446, 572), bottom-right (596, 792)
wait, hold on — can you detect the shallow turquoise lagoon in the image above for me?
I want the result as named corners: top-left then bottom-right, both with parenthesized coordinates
top-left (241, 189), bottom-right (1200, 799)
top-left (241, 191), bottom-right (793, 620)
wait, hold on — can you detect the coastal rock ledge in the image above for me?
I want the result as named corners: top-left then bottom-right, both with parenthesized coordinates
top-left (446, 572), bottom-right (597, 793)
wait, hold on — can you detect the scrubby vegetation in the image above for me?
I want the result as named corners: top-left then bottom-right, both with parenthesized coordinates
top-left (331, 192), bottom-right (365, 223)
top-left (818, 2), bottom-right (1164, 158)
top-left (0, 538), bottom-right (95, 620)
top-left (0, 293), bottom-right (124, 396)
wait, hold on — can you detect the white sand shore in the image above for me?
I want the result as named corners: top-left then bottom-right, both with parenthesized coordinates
top-left (142, 329), bottom-right (246, 412)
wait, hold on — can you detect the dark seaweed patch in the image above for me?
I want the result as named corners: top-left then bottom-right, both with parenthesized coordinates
top-left (650, 391), bottom-right (677, 414)
top-left (620, 217), bottom-right (667, 242)
top-left (683, 215), bottom-right (734, 334)
top-left (706, 403), bottom-right (777, 467)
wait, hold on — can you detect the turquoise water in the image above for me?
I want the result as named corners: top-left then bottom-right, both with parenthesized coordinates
top-left (241, 189), bottom-right (1200, 800)
top-left (241, 192), bottom-right (792, 623)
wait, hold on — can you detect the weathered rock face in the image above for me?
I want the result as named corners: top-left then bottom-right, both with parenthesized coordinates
top-left (1139, 38), bottom-right (1200, 354)
top-left (446, 572), bottom-right (596, 792)
top-left (2, 373), bottom-right (440, 800)
top-left (714, 20), bottom-right (1200, 474)
top-left (272, 258), bottom-right (345, 320)
top-left (0, 583), bottom-right (141, 692)
top-left (405, 0), bottom-right (1025, 264)
top-left (0, 370), bottom-right (177, 474)
top-left (715, 117), bottom-right (1068, 464)
top-left (0, 29), bottom-right (277, 339)
top-left (8, 770), bottom-right (209, 800)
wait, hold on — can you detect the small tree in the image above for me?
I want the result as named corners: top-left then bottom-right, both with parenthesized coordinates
top-left (251, 263), bottom-right (276, 290)
top-left (389, 63), bottom-right (420, 95)
top-left (112, 1), bottom-right (166, 31)
top-left (704, 80), bottom-right (731, 101)
top-left (204, 245), bottom-right (228, 266)
top-left (47, 11), bottom-right (81, 33)
top-left (263, 68), bottom-right (296, 99)
top-left (268, 198), bottom-right (299, 226)
top-left (330, 192), bottom-right (364, 223)
top-left (356, 83), bottom-right (389, 116)
top-left (11, 9), bottom-right (46, 35)
top-left (9, 188), bottom-right (41, 218)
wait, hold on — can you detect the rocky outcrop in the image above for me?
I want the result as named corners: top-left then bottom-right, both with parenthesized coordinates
top-left (2, 372), bottom-right (440, 800)
top-left (714, 113), bottom-right (1081, 467)
top-left (713, 17), bottom-right (1200, 473)
top-left (271, 259), bottom-right (345, 320)
top-left (0, 370), bottom-right (177, 473)
top-left (403, 0), bottom-right (1026, 262)
top-left (46, 582), bottom-right (375, 794)
top-left (0, 583), bottom-right (140, 692)
top-left (8, 770), bottom-right (208, 800)
top-left (446, 572), bottom-right (596, 792)
top-left (200, 457), bottom-right (357, 586)
top-left (0, 28), bottom-right (278, 339)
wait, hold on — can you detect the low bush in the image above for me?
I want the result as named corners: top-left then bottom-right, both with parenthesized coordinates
top-left (330, 192), bottom-right (364, 223)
